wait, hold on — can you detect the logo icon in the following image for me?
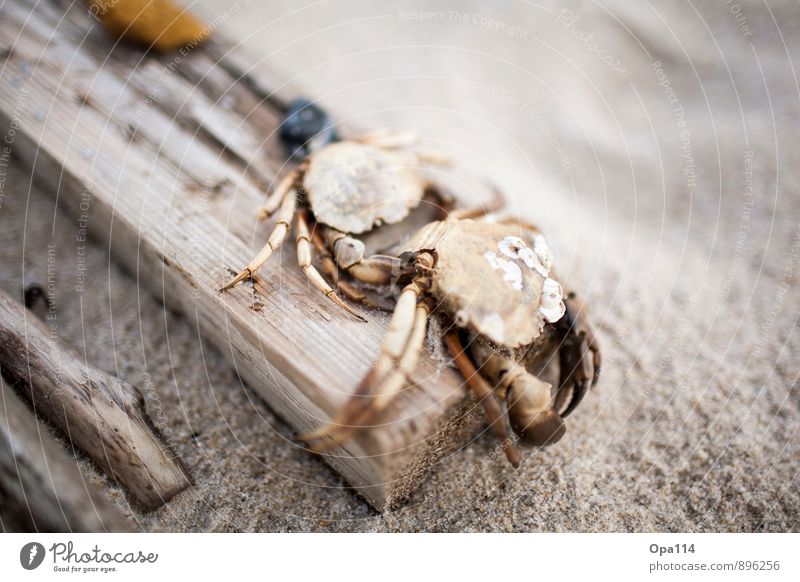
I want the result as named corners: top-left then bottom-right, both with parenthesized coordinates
top-left (20, 542), bottom-right (46, 570)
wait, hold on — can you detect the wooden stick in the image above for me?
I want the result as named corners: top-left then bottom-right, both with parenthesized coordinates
top-left (0, 290), bottom-right (191, 511)
top-left (0, 379), bottom-right (132, 532)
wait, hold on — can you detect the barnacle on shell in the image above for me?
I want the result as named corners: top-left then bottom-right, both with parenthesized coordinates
top-left (539, 277), bottom-right (566, 322)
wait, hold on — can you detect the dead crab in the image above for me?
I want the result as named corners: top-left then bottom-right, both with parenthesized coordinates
top-left (221, 130), bottom-right (449, 320)
top-left (302, 215), bottom-right (600, 465)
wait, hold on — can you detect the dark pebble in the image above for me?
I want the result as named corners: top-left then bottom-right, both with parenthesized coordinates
top-left (279, 98), bottom-right (338, 159)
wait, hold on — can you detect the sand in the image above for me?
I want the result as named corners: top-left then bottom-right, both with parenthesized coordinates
top-left (1, 0), bottom-right (798, 531)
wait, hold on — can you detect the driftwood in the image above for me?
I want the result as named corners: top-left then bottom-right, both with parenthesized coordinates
top-left (0, 379), bottom-right (132, 532)
top-left (0, 289), bottom-right (190, 510)
top-left (0, 0), bottom-right (484, 510)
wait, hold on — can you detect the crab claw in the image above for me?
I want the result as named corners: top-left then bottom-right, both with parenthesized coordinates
top-left (505, 372), bottom-right (566, 447)
top-left (558, 338), bottom-right (592, 418)
top-left (555, 293), bottom-right (601, 418)
top-left (512, 409), bottom-right (566, 446)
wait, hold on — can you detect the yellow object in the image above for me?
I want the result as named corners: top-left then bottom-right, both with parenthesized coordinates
top-left (87, 0), bottom-right (210, 52)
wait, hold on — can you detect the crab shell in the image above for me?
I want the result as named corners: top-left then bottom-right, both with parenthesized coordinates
top-left (303, 141), bottom-right (426, 235)
top-left (401, 219), bottom-right (566, 348)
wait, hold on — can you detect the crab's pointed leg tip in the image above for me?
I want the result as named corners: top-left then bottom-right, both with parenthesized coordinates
top-left (505, 445), bottom-right (521, 468)
top-left (220, 270), bottom-right (251, 292)
top-left (301, 423), bottom-right (358, 452)
top-left (330, 295), bottom-right (368, 322)
top-left (300, 440), bottom-right (330, 454)
top-left (309, 442), bottom-right (334, 454)
top-left (297, 431), bottom-right (321, 442)
top-left (298, 424), bottom-right (338, 442)
top-left (299, 435), bottom-right (339, 454)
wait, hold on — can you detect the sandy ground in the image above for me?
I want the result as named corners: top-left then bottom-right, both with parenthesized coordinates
top-left (1, 0), bottom-right (799, 531)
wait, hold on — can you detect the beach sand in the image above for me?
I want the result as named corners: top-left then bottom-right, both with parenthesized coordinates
top-left (1, 0), bottom-right (798, 531)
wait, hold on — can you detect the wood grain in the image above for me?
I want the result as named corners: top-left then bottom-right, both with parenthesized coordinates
top-left (0, 0), bottom-right (478, 510)
top-left (0, 379), bottom-right (132, 532)
top-left (0, 289), bottom-right (190, 510)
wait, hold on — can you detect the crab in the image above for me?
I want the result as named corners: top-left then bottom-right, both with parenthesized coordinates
top-left (301, 215), bottom-right (600, 466)
top-left (220, 130), bottom-right (450, 320)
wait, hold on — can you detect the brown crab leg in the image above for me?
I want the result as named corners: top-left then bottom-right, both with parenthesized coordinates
top-left (347, 256), bottom-right (401, 286)
top-left (444, 333), bottom-right (521, 468)
top-left (355, 129), bottom-right (451, 166)
top-left (355, 128), bottom-right (418, 148)
top-left (221, 189), bottom-right (297, 291)
top-left (447, 184), bottom-right (506, 220)
top-left (257, 168), bottom-right (300, 220)
top-left (496, 218), bottom-right (544, 239)
top-left (308, 227), bottom-right (400, 311)
top-left (295, 211), bottom-right (367, 322)
top-left (307, 218), bottom-right (367, 303)
top-left (416, 152), bottom-right (452, 166)
top-left (317, 225), bottom-right (401, 287)
top-left (300, 256), bottom-right (433, 447)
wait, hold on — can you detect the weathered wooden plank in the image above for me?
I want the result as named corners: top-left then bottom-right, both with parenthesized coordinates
top-left (0, 289), bottom-right (190, 510)
top-left (0, 0), bottom-right (478, 510)
top-left (0, 379), bottom-right (132, 532)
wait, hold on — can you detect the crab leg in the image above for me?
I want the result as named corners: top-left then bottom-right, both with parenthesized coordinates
top-left (303, 301), bottom-right (430, 451)
top-left (347, 256), bottom-right (401, 286)
top-left (319, 225), bottom-right (402, 286)
top-left (448, 184), bottom-right (506, 220)
top-left (444, 333), bottom-right (521, 467)
top-left (494, 216), bottom-right (543, 236)
top-left (220, 188), bottom-right (296, 291)
top-left (295, 211), bottom-right (366, 322)
top-left (415, 152), bottom-right (452, 166)
top-left (355, 128), bottom-right (418, 148)
top-left (300, 258), bottom-right (432, 448)
top-left (257, 168), bottom-right (300, 220)
top-left (355, 129), bottom-right (451, 166)
top-left (308, 227), bottom-right (366, 304)
top-left (308, 226), bottom-right (397, 311)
